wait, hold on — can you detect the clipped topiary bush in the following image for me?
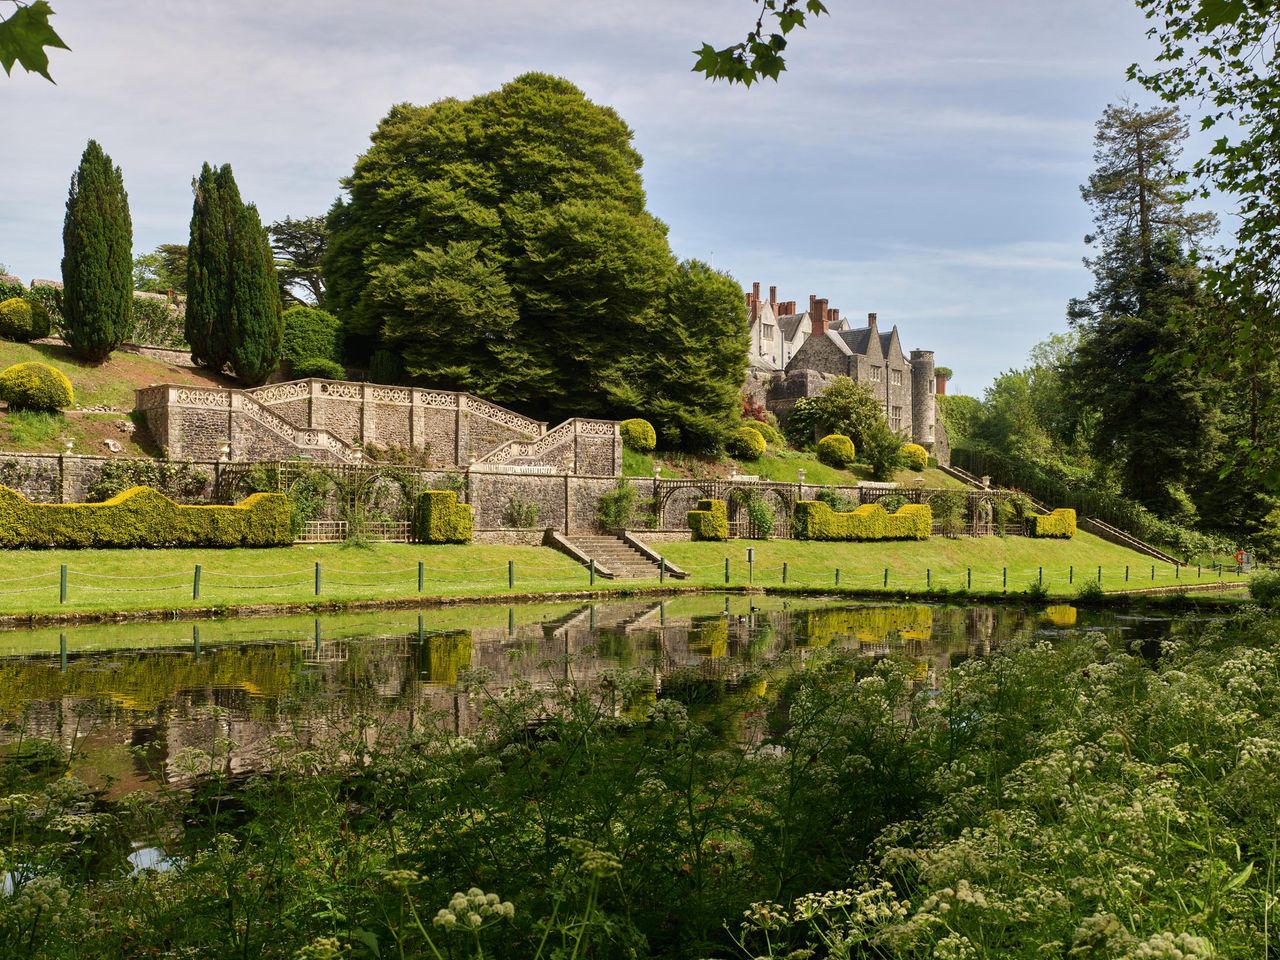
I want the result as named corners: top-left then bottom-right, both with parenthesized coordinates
top-left (816, 433), bottom-right (855, 468)
top-left (0, 297), bottom-right (51, 343)
top-left (688, 498), bottom-right (729, 541)
top-left (751, 419), bottom-right (785, 447)
top-left (727, 425), bottom-right (766, 461)
top-left (292, 357), bottom-right (347, 380)
top-left (1030, 507), bottom-right (1077, 539)
top-left (620, 418), bottom-right (657, 453)
top-left (793, 500), bottom-right (932, 541)
top-left (415, 490), bottom-right (473, 544)
top-left (0, 485), bottom-right (290, 548)
top-left (282, 305), bottom-right (342, 373)
top-left (902, 442), bottom-right (928, 471)
top-left (0, 362), bottom-right (74, 411)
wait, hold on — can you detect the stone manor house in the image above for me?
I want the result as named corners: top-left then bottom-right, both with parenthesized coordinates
top-left (742, 282), bottom-right (951, 465)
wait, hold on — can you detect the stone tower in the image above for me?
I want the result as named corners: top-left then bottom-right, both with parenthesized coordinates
top-left (909, 349), bottom-right (936, 451)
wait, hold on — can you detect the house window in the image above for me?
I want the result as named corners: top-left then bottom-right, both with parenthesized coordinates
top-left (890, 406), bottom-right (904, 431)
top-left (870, 367), bottom-right (882, 382)
top-left (761, 324), bottom-right (775, 341)
top-left (891, 369), bottom-right (903, 386)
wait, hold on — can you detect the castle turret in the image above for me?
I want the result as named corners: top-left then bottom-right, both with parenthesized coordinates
top-left (909, 349), bottom-right (935, 451)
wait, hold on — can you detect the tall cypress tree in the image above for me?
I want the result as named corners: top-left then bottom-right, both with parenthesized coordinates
top-left (186, 163), bottom-right (281, 382)
top-left (61, 140), bottom-right (133, 362)
top-left (227, 199), bottom-right (282, 385)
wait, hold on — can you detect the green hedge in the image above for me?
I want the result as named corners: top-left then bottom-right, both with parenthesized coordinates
top-left (1031, 507), bottom-right (1076, 539)
top-left (727, 425), bottom-right (766, 461)
top-left (293, 357), bottom-right (346, 379)
top-left (902, 442), bottom-right (928, 471)
top-left (0, 485), bottom-right (291, 548)
top-left (620, 418), bottom-right (657, 453)
top-left (0, 362), bottom-right (74, 411)
top-left (816, 434), bottom-right (855, 468)
top-left (282, 306), bottom-right (342, 371)
top-left (793, 500), bottom-right (932, 541)
top-left (688, 498), bottom-right (728, 541)
top-left (0, 297), bottom-right (51, 342)
top-left (415, 490), bottom-right (473, 544)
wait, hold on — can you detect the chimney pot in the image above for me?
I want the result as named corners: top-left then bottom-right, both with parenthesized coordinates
top-left (813, 298), bottom-right (829, 337)
top-left (769, 285), bottom-right (777, 304)
top-left (752, 281), bottom-right (760, 301)
top-left (868, 312), bottom-right (877, 327)
top-left (830, 308), bottom-right (840, 327)
top-left (935, 372), bottom-right (947, 396)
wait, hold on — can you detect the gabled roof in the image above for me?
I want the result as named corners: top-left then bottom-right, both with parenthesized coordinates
top-left (836, 327), bottom-right (882, 359)
top-left (778, 313), bottom-right (807, 341)
top-left (879, 325), bottom-right (905, 361)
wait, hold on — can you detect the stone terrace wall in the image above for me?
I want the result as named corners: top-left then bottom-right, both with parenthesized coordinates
top-left (0, 453), bottom-right (220, 504)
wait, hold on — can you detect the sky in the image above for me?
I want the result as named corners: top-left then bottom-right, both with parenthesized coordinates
top-left (0, 0), bottom-right (1217, 396)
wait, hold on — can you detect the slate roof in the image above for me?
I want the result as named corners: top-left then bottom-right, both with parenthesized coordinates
top-left (778, 313), bottom-right (806, 341)
top-left (837, 327), bottom-right (878, 356)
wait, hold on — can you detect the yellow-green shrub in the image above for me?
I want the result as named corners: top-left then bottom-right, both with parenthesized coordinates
top-left (0, 362), bottom-right (74, 411)
top-left (727, 425), bottom-right (766, 461)
top-left (415, 490), bottom-right (473, 544)
top-left (750, 419), bottom-right (785, 446)
top-left (688, 498), bottom-right (728, 541)
top-left (0, 297), bottom-right (51, 342)
top-left (902, 442), bottom-right (928, 471)
top-left (1031, 507), bottom-right (1076, 539)
top-left (620, 418), bottom-right (657, 453)
top-left (816, 434), bottom-right (855, 468)
top-left (793, 500), bottom-right (932, 541)
top-left (0, 485), bottom-right (290, 548)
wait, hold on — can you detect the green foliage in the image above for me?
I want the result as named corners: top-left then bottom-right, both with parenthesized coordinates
top-left (129, 292), bottom-right (186, 348)
top-left (6, 409), bottom-right (61, 446)
top-left (877, 493), bottom-right (907, 514)
top-left (0, 0), bottom-right (68, 82)
top-left (24, 283), bottom-right (61, 330)
top-left (935, 393), bottom-right (981, 445)
top-left (782, 395), bottom-right (821, 447)
top-left (84, 459), bottom-right (211, 503)
top-left (0, 361), bottom-right (73, 411)
top-left (413, 490), bottom-right (473, 544)
top-left (815, 433), bottom-right (854, 469)
top-left (1248, 569), bottom-right (1280, 606)
top-left (619, 418), bottom-right (657, 453)
top-left (803, 377), bottom-right (884, 451)
top-left (694, 0), bottom-right (827, 85)
top-left (928, 491), bottom-right (967, 538)
top-left (187, 163), bottom-right (282, 384)
top-left (286, 470), bottom-right (333, 539)
top-left (132, 243), bottom-right (188, 295)
top-left (1022, 578), bottom-right (1050, 601)
top-left (501, 497), bottom-right (540, 529)
top-left (749, 418), bottom-right (784, 447)
top-left (1031, 507), bottom-right (1078, 539)
top-left (291, 357), bottom-right (345, 380)
top-left (687, 497), bottom-right (729, 541)
top-left (61, 140), bottom-right (134, 362)
top-left (742, 490), bottom-right (775, 539)
top-left (0, 275), bottom-right (25, 301)
top-left (368, 349), bottom-right (403, 385)
top-left (326, 77), bottom-right (746, 449)
top-left (281, 305), bottom-right (342, 372)
top-left (901, 442), bottom-right (928, 471)
top-left (269, 215), bottom-right (327, 307)
top-left (0, 485), bottom-right (290, 548)
top-left (793, 501), bottom-right (931, 541)
top-left (595, 478), bottom-right (637, 532)
top-left (814, 487), bottom-right (856, 512)
top-left (727, 425), bottom-right (766, 461)
top-left (862, 418), bottom-right (905, 481)
top-left (0, 296), bottom-right (50, 342)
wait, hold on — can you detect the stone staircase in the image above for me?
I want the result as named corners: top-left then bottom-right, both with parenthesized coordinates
top-left (569, 534), bottom-right (664, 579)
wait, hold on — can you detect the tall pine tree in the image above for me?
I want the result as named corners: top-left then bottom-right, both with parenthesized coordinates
top-left (185, 163), bottom-right (281, 383)
top-left (61, 140), bottom-right (133, 362)
top-left (1066, 103), bottom-right (1219, 516)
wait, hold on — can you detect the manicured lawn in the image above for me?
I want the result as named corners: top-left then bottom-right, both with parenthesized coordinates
top-left (0, 532), bottom-right (1246, 619)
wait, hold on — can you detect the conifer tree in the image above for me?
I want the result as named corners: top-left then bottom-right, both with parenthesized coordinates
top-left (185, 163), bottom-right (281, 382)
top-left (227, 200), bottom-right (282, 385)
top-left (61, 140), bottom-right (133, 362)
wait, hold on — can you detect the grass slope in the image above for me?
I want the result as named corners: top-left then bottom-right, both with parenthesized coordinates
top-left (0, 340), bottom-right (229, 455)
top-left (0, 532), bottom-right (1244, 619)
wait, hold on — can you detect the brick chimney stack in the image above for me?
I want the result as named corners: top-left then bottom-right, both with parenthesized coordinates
top-left (752, 281), bottom-right (760, 302)
top-left (829, 308), bottom-right (840, 328)
top-left (867, 312), bottom-right (878, 329)
top-left (813, 298), bottom-right (829, 336)
top-left (809, 294), bottom-right (817, 318)
top-left (935, 373), bottom-right (948, 396)
top-left (769, 285), bottom-right (777, 306)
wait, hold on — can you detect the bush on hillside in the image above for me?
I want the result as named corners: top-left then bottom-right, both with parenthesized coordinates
top-left (130, 292), bottom-right (187, 349)
top-left (902, 442), bottom-right (928, 471)
top-left (368, 349), bottom-right (403, 384)
top-left (1249, 569), bottom-right (1280, 606)
top-left (816, 434), bottom-right (855, 469)
top-left (727, 425), bottom-right (766, 461)
top-left (863, 419), bottom-right (906, 480)
top-left (0, 362), bottom-right (74, 411)
top-left (0, 276), bottom-right (26, 302)
top-left (0, 298), bottom-right (51, 342)
top-left (292, 357), bottom-right (346, 380)
top-left (751, 419), bottom-right (785, 446)
top-left (24, 283), bottom-right (63, 332)
top-left (282, 306), bottom-right (342, 372)
top-left (620, 418), bottom-right (657, 453)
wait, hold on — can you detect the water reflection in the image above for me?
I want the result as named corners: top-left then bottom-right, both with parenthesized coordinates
top-left (0, 596), bottom-right (1193, 795)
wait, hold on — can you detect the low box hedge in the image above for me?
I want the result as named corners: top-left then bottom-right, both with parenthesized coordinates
top-left (415, 490), bottom-right (473, 544)
top-left (688, 498), bottom-right (728, 541)
top-left (0, 485), bottom-right (291, 549)
top-left (793, 500), bottom-right (932, 541)
top-left (1031, 507), bottom-right (1076, 539)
